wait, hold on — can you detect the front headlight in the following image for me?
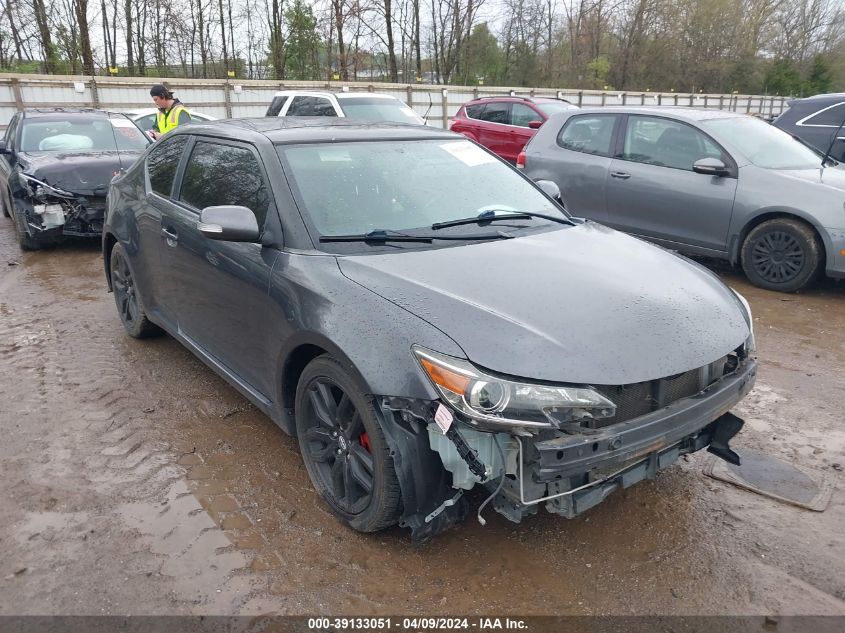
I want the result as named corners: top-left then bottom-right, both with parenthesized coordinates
top-left (730, 288), bottom-right (756, 353)
top-left (414, 346), bottom-right (615, 433)
top-left (18, 173), bottom-right (75, 199)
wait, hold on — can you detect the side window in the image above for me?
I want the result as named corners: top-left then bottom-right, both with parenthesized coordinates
top-left (479, 102), bottom-right (509, 124)
top-left (511, 103), bottom-right (540, 127)
top-left (4, 116), bottom-right (19, 148)
top-left (557, 114), bottom-right (617, 156)
top-left (136, 114), bottom-right (156, 132)
top-left (801, 102), bottom-right (845, 126)
top-left (179, 141), bottom-right (270, 227)
top-left (287, 96), bottom-right (337, 117)
top-left (147, 135), bottom-right (189, 198)
top-left (622, 115), bottom-right (718, 171)
top-left (465, 104), bottom-right (484, 119)
top-left (267, 95), bottom-right (289, 117)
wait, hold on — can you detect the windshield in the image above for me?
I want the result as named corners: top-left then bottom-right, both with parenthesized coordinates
top-left (338, 98), bottom-right (423, 124)
top-left (20, 115), bottom-right (149, 152)
top-left (277, 139), bottom-right (564, 237)
top-left (536, 102), bottom-right (576, 117)
top-left (701, 116), bottom-right (821, 170)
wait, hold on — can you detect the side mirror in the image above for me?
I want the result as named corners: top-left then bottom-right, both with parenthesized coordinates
top-left (198, 205), bottom-right (260, 242)
top-left (0, 140), bottom-right (10, 155)
top-left (528, 120), bottom-right (543, 130)
top-left (693, 157), bottom-right (729, 177)
top-left (534, 179), bottom-right (562, 202)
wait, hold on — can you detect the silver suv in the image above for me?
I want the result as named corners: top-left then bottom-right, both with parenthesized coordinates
top-left (523, 107), bottom-right (845, 292)
top-left (266, 90), bottom-right (424, 125)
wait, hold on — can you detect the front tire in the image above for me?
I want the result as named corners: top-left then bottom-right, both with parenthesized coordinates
top-left (740, 218), bottom-right (822, 292)
top-left (109, 242), bottom-right (161, 338)
top-left (9, 202), bottom-right (44, 251)
top-left (295, 355), bottom-right (401, 533)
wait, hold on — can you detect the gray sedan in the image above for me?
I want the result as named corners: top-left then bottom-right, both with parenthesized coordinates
top-left (522, 107), bottom-right (845, 292)
top-left (104, 118), bottom-right (755, 540)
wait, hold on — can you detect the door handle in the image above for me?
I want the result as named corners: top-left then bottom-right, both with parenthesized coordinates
top-left (161, 227), bottom-right (178, 244)
top-left (610, 171), bottom-right (631, 179)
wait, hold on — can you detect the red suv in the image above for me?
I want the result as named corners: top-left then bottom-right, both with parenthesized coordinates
top-left (449, 96), bottom-right (578, 163)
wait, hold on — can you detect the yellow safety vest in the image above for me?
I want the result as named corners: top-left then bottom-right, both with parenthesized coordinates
top-left (156, 104), bottom-right (187, 135)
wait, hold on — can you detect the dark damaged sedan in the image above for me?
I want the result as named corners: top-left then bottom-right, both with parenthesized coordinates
top-left (1, 108), bottom-right (149, 250)
top-left (103, 118), bottom-right (757, 541)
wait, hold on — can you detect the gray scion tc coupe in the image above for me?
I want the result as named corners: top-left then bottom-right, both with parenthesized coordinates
top-left (104, 118), bottom-right (756, 541)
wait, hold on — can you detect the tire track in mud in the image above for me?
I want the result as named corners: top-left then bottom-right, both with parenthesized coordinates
top-left (0, 236), bottom-right (271, 613)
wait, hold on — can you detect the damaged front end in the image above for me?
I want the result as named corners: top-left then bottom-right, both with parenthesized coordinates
top-left (380, 343), bottom-right (756, 543)
top-left (15, 173), bottom-right (107, 242)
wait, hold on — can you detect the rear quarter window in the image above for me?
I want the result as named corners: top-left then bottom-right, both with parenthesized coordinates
top-left (557, 115), bottom-right (617, 157)
top-left (465, 104), bottom-right (484, 119)
top-left (266, 96), bottom-right (289, 117)
top-left (146, 135), bottom-right (189, 198)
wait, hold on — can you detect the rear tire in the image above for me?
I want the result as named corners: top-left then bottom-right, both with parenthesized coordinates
top-left (109, 242), bottom-right (161, 338)
top-left (295, 355), bottom-right (401, 533)
top-left (1, 189), bottom-right (9, 218)
top-left (740, 218), bottom-right (822, 292)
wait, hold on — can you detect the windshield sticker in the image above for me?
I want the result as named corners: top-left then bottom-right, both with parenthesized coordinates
top-left (110, 118), bottom-right (136, 128)
top-left (318, 149), bottom-right (353, 162)
top-left (441, 141), bottom-right (496, 167)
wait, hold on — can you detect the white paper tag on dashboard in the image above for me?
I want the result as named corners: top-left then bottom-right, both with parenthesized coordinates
top-left (434, 403), bottom-right (454, 434)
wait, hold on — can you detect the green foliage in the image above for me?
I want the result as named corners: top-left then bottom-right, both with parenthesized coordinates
top-left (463, 23), bottom-right (503, 85)
top-left (806, 55), bottom-right (833, 96)
top-left (586, 56), bottom-right (611, 89)
top-left (764, 58), bottom-right (802, 96)
top-left (284, 0), bottom-right (321, 80)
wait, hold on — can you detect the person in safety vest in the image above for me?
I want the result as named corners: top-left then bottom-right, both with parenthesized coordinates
top-left (149, 84), bottom-right (191, 139)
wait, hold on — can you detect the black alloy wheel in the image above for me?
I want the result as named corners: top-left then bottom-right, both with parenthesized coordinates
top-left (741, 218), bottom-right (822, 292)
top-left (109, 243), bottom-right (160, 338)
top-left (295, 356), bottom-right (401, 532)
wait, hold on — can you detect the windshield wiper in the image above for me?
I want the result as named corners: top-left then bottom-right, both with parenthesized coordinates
top-left (319, 228), bottom-right (515, 243)
top-left (431, 209), bottom-right (570, 230)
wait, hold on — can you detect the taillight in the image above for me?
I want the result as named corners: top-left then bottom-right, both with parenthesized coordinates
top-left (516, 150), bottom-right (526, 169)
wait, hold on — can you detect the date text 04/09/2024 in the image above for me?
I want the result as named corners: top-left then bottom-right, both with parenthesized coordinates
top-left (306, 617), bottom-right (528, 630)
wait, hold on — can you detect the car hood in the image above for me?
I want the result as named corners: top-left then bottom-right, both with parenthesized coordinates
top-left (17, 151), bottom-right (142, 197)
top-left (337, 223), bottom-right (750, 385)
top-left (775, 165), bottom-right (845, 192)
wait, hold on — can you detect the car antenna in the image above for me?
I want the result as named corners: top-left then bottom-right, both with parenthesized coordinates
top-left (819, 113), bottom-right (845, 179)
top-left (423, 92), bottom-right (433, 125)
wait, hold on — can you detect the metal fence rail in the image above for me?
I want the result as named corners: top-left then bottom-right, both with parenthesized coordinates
top-left (0, 73), bottom-right (790, 129)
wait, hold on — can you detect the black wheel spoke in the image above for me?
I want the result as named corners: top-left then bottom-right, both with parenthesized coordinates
top-left (309, 382), bottom-right (338, 430)
top-left (336, 393), bottom-right (354, 431)
top-left (304, 426), bottom-right (336, 463)
top-left (126, 298), bottom-right (137, 322)
top-left (348, 444), bottom-right (374, 491)
top-left (345, 410), bottom-right (363, 438)
top-left (111, 269), bottom-right (125, 288)
top-left (342, 457), bottom-right (356, 506)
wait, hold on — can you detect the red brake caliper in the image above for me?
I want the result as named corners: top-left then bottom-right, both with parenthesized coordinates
top-left (359, 432), bottom-right (372, 453)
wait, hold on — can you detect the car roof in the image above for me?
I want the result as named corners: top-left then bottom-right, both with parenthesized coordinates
top-left (467, 95), bottom-right (572, 105)
top-left (175, 117), bottom-right (455, 144)
top-left (123, 107), bottom-right (214, 118)
top-left (555, 106), bottom-right (749, 122)
top-left (272, 90), bottom-right (401, 101)
top-left (788, 93), bottom-right (845, 105)
top-left (21, 107), bottom-right (126, 118)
